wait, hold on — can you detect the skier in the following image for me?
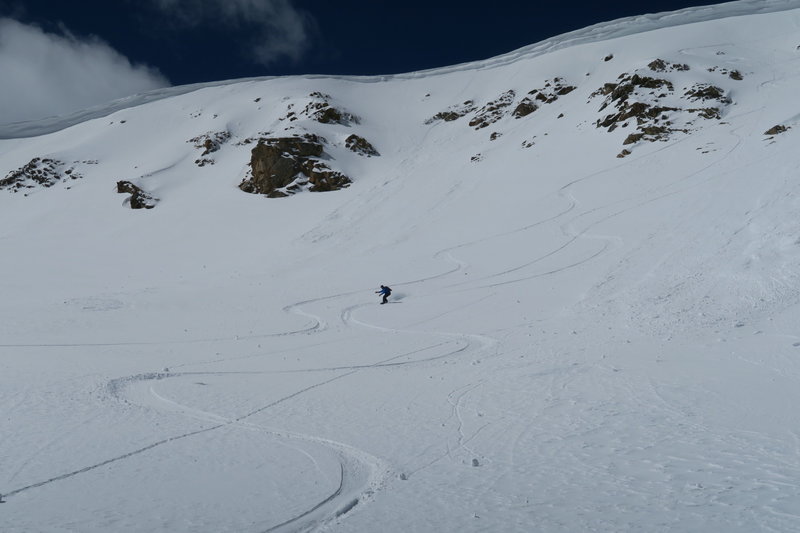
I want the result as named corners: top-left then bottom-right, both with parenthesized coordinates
top-left (376, 285), bottom-right (392, 304)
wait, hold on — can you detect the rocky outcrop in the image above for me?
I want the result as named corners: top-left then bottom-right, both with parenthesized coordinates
top-left (530, 78), bottom-right (577, 103)
top-left (764, 124), bottom-right (789, 136)
top-left (345, 134), bottom-right (380, 157)
top-left (305, 92), bottom-right (359, 125)
top-left (708, 66), bottom-right (744, 80)
top-left (1, 158), bottom-right (82, 193)
top-left (239, 135), bottom-right (352, 198)
top-left (684, 84), bottom-right (730, 103)
top-left (427, 78), bottom-right (576, 128)
top-left (648, 59), bottom-right (690, 72)
top-left (512, 99), bottom-right (538, 118)
top-left (425, 100), bottom-right (477, 124)
top-left (116, 181), bottom-right (158, 209)
top-left (592, 65), bottom-right (731, 148)
top-left (469, 90), bottom-right (516, 129)
top-left (188, 131), bottom-right (231, 166)
top-left (594, 74), bottom-right (675, 109)
top-left (513, 78), bottom-right (576, 119)
top-left (278, 92), bottom-right (360, 126)
top-left (189, 131), bottom-right (231, 156)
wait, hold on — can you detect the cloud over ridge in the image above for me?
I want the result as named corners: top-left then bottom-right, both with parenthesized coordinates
top-left (0, 18), bottom-right (169, 125)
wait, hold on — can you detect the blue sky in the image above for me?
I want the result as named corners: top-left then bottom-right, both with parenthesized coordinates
top-left (1, 0), bottom-right (728, 124)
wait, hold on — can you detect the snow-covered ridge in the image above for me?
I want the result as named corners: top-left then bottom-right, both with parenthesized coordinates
top-left (3, 0), bottom-right (799, 140)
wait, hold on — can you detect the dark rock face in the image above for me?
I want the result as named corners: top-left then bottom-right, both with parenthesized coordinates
top-left (1, 158), bottom-right (82, 193)
top-left (116, 181), bottom-right (158, 209)
top-left (345, 134), bottom-right (380, 157)
top-left (239, 135), bottom-right (351, 198)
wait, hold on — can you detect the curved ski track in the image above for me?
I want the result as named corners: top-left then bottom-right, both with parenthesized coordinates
top-left (2, 248), bottom-right (496, 531)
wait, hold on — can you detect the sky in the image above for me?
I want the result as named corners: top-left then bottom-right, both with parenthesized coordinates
top-left (1, 0), bottom-right (730, 125)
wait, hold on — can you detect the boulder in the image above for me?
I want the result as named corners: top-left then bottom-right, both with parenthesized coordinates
top-left (764, 124), bottom-right (789, 136)
top-left (345, 134), bottom-right (380, 156)
top-left (116, 181), bottom-right (158, 209)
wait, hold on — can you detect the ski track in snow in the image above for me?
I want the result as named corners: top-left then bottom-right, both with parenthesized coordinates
top-left (0, 310), bottom-right (322, 348)
top-left (1, 239), bottom-right (500, 531)
top-left (437, 114), bottom-right (748, 295)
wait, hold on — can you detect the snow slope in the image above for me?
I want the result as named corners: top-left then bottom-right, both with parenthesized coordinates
top-left (2, 1), bottom-right (800, 531)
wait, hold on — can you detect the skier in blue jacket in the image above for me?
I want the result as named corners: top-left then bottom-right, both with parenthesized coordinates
top-left (376, 285), bottom-right (392, 304)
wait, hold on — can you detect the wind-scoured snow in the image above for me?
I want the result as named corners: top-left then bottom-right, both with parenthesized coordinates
top-left (2, 1), bottom-right (800, 531)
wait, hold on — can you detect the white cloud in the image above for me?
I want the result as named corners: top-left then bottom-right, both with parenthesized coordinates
top-left (149, 0), bottom-right (313, 66)
top-left (0, 18), bottom-right (169, 125)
